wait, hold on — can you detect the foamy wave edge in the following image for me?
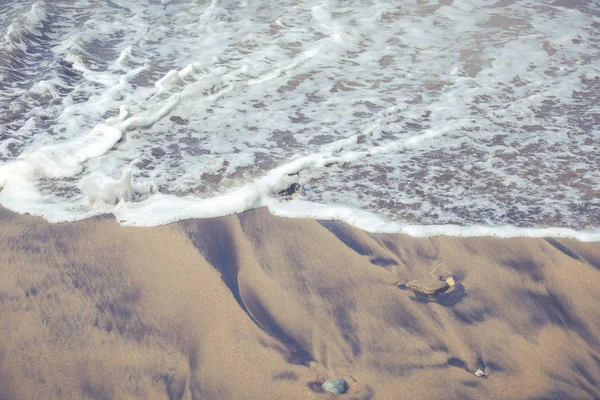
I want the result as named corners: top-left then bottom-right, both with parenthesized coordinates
top-left (0, 128), bottom-right (598, 241)
top-left (0, 180), bottom-right (598, 242)
top-left (0, 103), bottom-right (597, 241)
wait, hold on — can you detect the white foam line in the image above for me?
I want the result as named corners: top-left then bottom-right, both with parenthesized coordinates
top-left (77, 138), bottom-right (600, 241)
top-left (247, 46), bottom-right (322, 86)
top-left (117, 94), bottom-right (180, 131)
top-left (0, 124), bottom-right (122, 184)
top-left (267, 199), bottom-right (600, 242)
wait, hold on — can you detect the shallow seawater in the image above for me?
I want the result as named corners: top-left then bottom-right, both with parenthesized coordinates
top-left (0, 0), bottom-right (598, 237)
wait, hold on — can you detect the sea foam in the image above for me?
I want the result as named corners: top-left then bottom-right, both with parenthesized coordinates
top-left (0, 0), bottom-right (598, 240)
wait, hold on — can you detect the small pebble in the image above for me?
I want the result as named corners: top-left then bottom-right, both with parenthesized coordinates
top-left (322, 378), bottom-right (349, 394)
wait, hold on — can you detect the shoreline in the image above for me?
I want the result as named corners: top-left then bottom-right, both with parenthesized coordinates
top-left (1, 198), bottom-right (599, 242)
top-left (1, 206), bottom-right (600, 399)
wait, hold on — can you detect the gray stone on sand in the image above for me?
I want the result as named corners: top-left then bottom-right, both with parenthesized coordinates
top-left (322, 378), bottom-right (349, 394)
top-left (405, 279), bottom-right (449, 295)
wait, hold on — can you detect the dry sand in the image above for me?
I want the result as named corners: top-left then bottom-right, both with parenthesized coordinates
top-left (1, 206), bottom-right (599, 399)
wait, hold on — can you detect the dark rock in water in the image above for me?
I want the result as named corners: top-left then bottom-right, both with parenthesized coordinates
top-left (169, 115), bottom-right (189, 125)
top-left (405, 279), bottom-right (449, 295)
top-left (322, 378), bottom-right (349, 394)
top-left (278, 183), bottom-right (304, 197)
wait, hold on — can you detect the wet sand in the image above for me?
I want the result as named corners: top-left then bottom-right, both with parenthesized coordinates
top-left (1, 206), bottom-right (600, 399)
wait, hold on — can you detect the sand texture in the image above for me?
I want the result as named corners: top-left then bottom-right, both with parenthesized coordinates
top-left (1, 207), bottom-right (600, 399)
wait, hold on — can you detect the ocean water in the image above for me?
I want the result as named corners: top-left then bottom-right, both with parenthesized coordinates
top-left (0, 0), bottom-right (598, 239)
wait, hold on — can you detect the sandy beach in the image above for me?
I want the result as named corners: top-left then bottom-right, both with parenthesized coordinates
top-left (1, 206), bottom-right (600, 399)
top-left (1, 1), bottom-right (599, 399)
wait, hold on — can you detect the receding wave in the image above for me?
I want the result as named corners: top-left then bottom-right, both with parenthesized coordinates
top-left (0, 0), bottom-right (598, 240)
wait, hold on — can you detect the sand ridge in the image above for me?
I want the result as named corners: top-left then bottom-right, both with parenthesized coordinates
top-left (1, 207), bottom-right (600, 399)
